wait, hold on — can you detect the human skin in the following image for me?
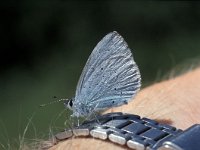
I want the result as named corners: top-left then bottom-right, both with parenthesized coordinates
top-left (49, 68), bottom-right (200, 150)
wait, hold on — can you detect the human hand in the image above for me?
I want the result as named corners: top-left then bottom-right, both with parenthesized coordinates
top-left (49, 68), bottom-right (200, 150)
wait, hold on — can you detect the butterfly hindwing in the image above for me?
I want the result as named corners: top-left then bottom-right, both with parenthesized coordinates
top-left (74, 31), bottom-right (141, 112)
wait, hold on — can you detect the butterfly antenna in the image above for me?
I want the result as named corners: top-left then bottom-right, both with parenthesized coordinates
top-left (39, 99), bottom-right (69, 107)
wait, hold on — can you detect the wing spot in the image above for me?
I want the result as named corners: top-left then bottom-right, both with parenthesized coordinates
top-left (101, 68), bottom-right (103, 70)
top-left (112, 101), bottom-right (115, 104)
top-left (114, 88), bottom-right (117, 90)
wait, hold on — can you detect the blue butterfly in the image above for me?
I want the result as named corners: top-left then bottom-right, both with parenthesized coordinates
top-left (65, 31), bottom-right (141, 117)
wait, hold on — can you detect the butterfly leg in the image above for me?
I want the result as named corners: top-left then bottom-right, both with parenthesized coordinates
top-left (91, 103), bottom-right (101, 124)
top-left (92, 112), bottom-right (101, 124)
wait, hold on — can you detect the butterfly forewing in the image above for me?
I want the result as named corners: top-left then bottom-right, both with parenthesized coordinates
top-left (74, 31), bottom-right (141, 112)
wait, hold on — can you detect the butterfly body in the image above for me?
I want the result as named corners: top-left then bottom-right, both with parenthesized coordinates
top-left (66, 31), bottom-right (141, 117)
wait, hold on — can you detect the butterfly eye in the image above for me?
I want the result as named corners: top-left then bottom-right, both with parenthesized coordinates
top-left (69, 99), bottom-right (73, 107)
top-left (66, 99), bottom-right (73, 110)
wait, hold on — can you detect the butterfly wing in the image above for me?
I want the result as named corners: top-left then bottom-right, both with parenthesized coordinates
top-left (74, 31), bottom-right (141, 112)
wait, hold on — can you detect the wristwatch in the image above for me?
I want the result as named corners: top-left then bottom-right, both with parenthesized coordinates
top-left (48, 112), bottom-right (200, 150)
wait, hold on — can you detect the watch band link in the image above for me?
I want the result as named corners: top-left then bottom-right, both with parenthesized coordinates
top-left (50, 112), bottom-right (200, 150)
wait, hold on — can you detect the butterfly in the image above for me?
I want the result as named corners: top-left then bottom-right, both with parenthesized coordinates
top-left (65, 31), bottom-right (141, 117)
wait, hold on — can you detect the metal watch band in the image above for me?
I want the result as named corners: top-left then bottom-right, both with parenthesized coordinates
top-left (50, 112), bottom-right (200, 150)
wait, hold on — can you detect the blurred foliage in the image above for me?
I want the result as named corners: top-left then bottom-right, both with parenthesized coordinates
top-left (0, 1), bottom-right (200, 146)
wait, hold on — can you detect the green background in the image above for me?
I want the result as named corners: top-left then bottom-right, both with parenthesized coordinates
top-left (1, 1), bottom-right (200, 147)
